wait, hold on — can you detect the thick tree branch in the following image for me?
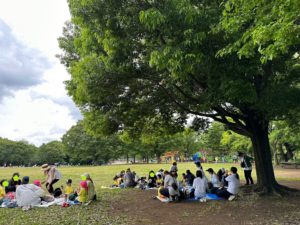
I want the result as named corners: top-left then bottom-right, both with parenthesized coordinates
top-left (158, 84), bottom-right (218, 118)
top-left (172, 83), bottom-right (201, 104)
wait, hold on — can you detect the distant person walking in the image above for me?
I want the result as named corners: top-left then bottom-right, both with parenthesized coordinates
top-left (238, 152), bottom-right (254, 185)
top-left (41, 164), bottom-right (62, 194)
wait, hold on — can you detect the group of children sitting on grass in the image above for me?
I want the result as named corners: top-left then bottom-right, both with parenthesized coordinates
top-left (112, 162), bottom-right (240, 202)
top-left (0, 171), bottom-right (96, 209)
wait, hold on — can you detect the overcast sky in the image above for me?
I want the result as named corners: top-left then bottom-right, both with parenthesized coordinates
top-left (0, 0), bottom-right (82, 146)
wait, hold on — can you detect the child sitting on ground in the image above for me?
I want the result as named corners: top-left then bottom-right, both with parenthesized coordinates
top-left (33, 180), bottom-right (41, 187)
top-left (0, 180), bottom-right (7, 204)
top-left (76, 181), bottom-right (88, 203)
top-left (112, 175), bottom-right (119, 187)
top-left (147, 170), bottom-right (157, 188)
top-left (156, 174), bottom-right (163, 187)
top-left (63, 179), bottom-right (74, 195)
top-left (157, 183), bottom-right (166, 199)
top-left (137, 177), bottom-right (147, 190)
top-left (181, 173), bottom-right (186, 186)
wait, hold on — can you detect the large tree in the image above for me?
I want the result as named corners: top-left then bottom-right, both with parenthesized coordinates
top-left (59, 0), bottom-right (300, 194)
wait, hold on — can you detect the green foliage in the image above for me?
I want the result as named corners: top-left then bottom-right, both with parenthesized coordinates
top-left (219, 0), bottom-right (300, 63)
top-left (221, 130), bottom-right (252, 154)
top-left (37, 141), bottom-right (66, 165)
top-left (59, 0), bottom-right (300, 188)
top-left (269, 120), bottom-right (300, 162)
top-left (171, 128), bottom-right (201, 156)
top-left (198, 122), bottom-right (226, 156)
top-left (0, 138), bottom-right (37, 166)
top-left (62, 121), bottom-right (124, 164)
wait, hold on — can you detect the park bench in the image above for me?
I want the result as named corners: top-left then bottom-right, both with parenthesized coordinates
top-left (280, 162), bottom-right (300, 169)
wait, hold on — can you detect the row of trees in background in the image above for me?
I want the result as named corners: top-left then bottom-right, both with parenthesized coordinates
top-left (1, 120), bottom-right (298, 166)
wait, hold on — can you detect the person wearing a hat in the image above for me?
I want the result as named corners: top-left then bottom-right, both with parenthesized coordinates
top-left (41, 164), bottom-right (62, 194)
top-left (7, 172), bottom-right (22, 192)
top-left (82, 173), bottom-right (96, 201)
top-left (238, 152), bottom-right (254, 185)
top-left (147, 170), bottom-right (157, 188)
top-left (76, 181), bottom-right (88, 203)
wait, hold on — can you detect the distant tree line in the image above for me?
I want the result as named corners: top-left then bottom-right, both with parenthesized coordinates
top-left (0, 120), bottom-right (298, 166)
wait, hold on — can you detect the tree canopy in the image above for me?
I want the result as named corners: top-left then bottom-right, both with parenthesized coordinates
top-left (59, 0), bottom-right (300, 194)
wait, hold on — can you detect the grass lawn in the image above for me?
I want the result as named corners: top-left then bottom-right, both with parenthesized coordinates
top-left (0, 163), bottom-right (299, 225)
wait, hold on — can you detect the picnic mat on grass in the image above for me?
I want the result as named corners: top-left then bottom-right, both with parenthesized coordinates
top-left (156, 194), bottom-right (224, 203)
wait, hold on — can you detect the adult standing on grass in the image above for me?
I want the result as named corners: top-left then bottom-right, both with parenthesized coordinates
top-left (238, 152), bottom-right (254, 185)
top-left (41, 164), bottom-right (62, 194)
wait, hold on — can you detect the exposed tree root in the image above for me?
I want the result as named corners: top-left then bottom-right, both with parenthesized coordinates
top-left (240, 183), bottom-right (300, 197)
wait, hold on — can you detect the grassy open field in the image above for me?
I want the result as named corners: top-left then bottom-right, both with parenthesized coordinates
top-left (1, 162), bottom-right (299, 188)
top-left (0, 163), bottom-right (299, 225)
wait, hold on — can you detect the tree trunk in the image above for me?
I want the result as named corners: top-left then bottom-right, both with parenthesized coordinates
top-left (126, 154), bottom-right (129, 164)
top-left (247, 116), bottom-right (279, 193)
top-left (278, 144), bottom-right (285, 162)
top-left (156, 155), bottom-right (161, 164)
top-left (133, 155), bottom-right (136, 164)
top-left (274, 148), bottom-right (280, 166)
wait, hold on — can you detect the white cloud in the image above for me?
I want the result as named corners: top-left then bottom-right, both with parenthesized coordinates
top-left (0, 19), bottom-right (50, 100)
top-left (0, 0), bottom-right (82, 146)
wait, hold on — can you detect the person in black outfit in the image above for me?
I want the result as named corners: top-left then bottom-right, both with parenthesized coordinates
top-left (238, 152), bottom-right (254, 185)
top-left (185, 170), bottom-right (195, 186)
top-left (6, 172), bottom-right (22, 192)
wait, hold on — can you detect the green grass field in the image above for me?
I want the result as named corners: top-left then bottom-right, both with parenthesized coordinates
top-left (1, 162), bottom-right (299, 188)
top-left (0, 163), bottom-right (299, 225)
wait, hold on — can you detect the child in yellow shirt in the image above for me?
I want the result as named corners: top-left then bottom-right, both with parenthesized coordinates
top-left (0, 180), bottom-right (8, 205)
top-left (77, 181), bottom-right (88, 203)
top-left (64, 179), bottom-right (74, 195)
top-left (0, 180), bottom-right (7, 198)
top-left (156, 174), bottom-right (163, 187)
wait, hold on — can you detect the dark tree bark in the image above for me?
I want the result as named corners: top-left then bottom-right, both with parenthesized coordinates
top-left (246, 115), bottom-right (278, 193)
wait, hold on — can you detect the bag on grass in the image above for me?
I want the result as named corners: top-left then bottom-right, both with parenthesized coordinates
top-left (240, 161), bottom-right (245, 168)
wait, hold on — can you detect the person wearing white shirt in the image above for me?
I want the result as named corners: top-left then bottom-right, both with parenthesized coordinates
top-left (192, 170), bottom-right (207, 199)
top-left (216, 167), bottom-right (240, 200)
top-left (206, 168), bottom-right (221, 194)
top-left (206, 168), bottom-right (221, 188)
top-left (16, 176), bottom-right (45, 207)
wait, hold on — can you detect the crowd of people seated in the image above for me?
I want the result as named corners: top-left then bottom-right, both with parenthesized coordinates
top-left (112, 162), bottom-right (240, 202)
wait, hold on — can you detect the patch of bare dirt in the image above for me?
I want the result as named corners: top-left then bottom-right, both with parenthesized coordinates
top-left (110, 181), bottom-right (300, 225)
